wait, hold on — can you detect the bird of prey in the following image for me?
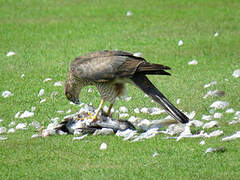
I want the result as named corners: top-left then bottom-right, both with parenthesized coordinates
top-left (64, 50), bottom-right (189, 124)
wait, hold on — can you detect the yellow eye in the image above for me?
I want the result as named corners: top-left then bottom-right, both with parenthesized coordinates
top-left (66, 93), bottom-right (72, 99)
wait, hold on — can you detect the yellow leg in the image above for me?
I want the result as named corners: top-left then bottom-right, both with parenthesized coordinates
top-left (106, 103), bottom-right (113, 116)
top-left (92, 99), bottom-right (105, 121)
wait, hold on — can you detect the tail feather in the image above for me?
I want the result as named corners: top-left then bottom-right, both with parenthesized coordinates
top-left (137, 62), bottom-right (171, 76)
top-left (141, 70), bottom-right (171, 76)
top-left (131, 74), bottom-right (189, 124)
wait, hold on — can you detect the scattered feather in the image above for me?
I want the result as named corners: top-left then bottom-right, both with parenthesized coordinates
top-left (203, 90), bottom-right (225, 99)
top-left (188, 120), bottom-right (203, 127)
top-left (226, 108), bottom-right (234, 113)
top-left (122, 96), bottom-right (132, 102)
top-left (38, 89), bottom-right (45, 97)
top-left (210, 101), bottom-right (229, 109)
top-left (132, 128), bottom-right (159, 142)
top-left (14, 112), bottom-right (21, 118)
top-left (66, 109), bottom-right (72, 114)
top-left (47, 121), bottom-right (59, 130)
top-left (119, 113), bottom-right (129, 118)
top-left (43, 78), bottom-right (52, 82)
top-left (214, 32), bottom-right (219, 37)
top-left (51, 117), bottom-right (59, 122)
top-left (203, 121), bottom-right (218, 129)
top-left (213, 112), bottom-right (223, 119)
top-left (176, 126), bottom-right (192, 141)
top-left (0, 127), bottom-right (7, 134)
top-left (73, 134), bottom-right (88, 141)
top-left (209, 109), bottom-right (215, 114)
top-left (0, 136), bottom-right (7, 141)
top-left (100, 142), bottom-right (107, 150)
top-left (29, 121), bottom-right (41, 129)
top-left (7, 128), bottom-right (15, 133)
top-left (8, 121), bottom-right (16, 127)
top-left (200, 140), bottom-right (205, 145)
top-left (176, 98), bottom-right (181, 104)
top-left (186, 111), bottom-right (196, 120)
top-left (51, 91), bottom-right (58, 98)
top-left (56, 110), bottom-right (64, 114)
top-left (31, 134), bottom-right (40, 139)
top-left (188, 59), bottom-right (198, 65)
top-left (40, 98), bottom-right (46, 103)
top-left (228, 119), bottom-right (240, 125)
top-left (148, 107), bottom-right (164, 115)
top-left (152, 152), bottom-right (159, 157)
top-left (116, 129), bottom-right (137, 141)
top-left (6, 51), bottom-right (16, 56)
top-left (128, 116), bottom-right (140, 126)
top-left (205, 146), bottom-right (225, 153)
top-left (126, 10), bottom-right (133, 16)
top-left (119, 106), bottom-right (128, 113)
top-left (202, 115), bottom-right (212, 121)
top-left (134, 108), bottom-right (140, 113)
top-left (140, 107), bottom-right (149, 113)
top-left (21, 74), bottom-right (25, 78)
top-left (233, 117), bottom-right (240, 121)
top-left (178, 40), bottom-right (183, 46)
top-left (88, 88), bottom-right (93, 93)
top-left (222, 131), bottom-right (240, 141)
top-left (235, 111), bottom-right (240, 117)
top-left (2, 91), bottom-right (13, 98)
top-left (209, 130), bottom-right (223, 137)
top-left (232, 69), bottom-right (240, 78)
top-left (19, 111), bottom-right (34, 118)
top-left (204, 81), bottom-right (216, 88)
top-left (16, 123), bottom-right (27, 130)
top-left (159, 124), bottom-right (185, 136)
top-left (54, 81), bottom-right (63, 86)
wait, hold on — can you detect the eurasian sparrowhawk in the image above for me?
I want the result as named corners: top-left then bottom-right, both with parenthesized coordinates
top-left (64, 50), bottom-right (189, 123)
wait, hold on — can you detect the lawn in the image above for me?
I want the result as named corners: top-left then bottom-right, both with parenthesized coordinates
top-left (0, 0), bottom-right (240, 179)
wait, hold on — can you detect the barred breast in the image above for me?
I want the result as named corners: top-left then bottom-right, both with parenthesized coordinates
top-left (96, 82), bottom-right (126, 104)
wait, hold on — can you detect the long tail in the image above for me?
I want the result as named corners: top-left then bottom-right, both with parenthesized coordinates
top-left (131, 73), bottom-right (189, 124)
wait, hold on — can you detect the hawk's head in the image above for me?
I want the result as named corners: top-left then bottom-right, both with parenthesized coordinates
top-left (64, 81), bottom-right (80, 104)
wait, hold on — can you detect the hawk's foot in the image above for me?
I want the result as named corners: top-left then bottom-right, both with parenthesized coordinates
top-left (87, 112), bottom-right (99, 122)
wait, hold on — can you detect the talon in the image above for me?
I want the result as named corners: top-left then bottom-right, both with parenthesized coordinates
top-left (87, 112), bottom-right (95, 120)
top-left (91, 115), bottom-right (98, 122)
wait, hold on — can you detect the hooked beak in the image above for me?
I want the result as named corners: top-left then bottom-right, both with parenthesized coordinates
top-left (71, 97), bottom-right (80, 104)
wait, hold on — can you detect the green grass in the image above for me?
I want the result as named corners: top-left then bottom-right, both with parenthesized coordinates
top-left (1, 0), bottom-right (240, 179)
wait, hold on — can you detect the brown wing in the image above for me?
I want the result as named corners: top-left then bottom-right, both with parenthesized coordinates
top-left (70, 50), bottom-right (171, 82)
top-left (73, 50), bottom-right (145, 61)
top-left (70, 50), bottom-right (145, 82)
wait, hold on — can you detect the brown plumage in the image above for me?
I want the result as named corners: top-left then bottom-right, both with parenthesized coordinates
top-left (64, 50), bottom-right (189, 123)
